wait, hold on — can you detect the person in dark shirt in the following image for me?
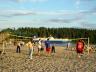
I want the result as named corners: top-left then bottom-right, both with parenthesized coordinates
top-left (51, 44), bottom-right (55, 53)
top-left (16, 42), bottom-right (21, 53)
top-left (45, 38), bottom-right (51, 56)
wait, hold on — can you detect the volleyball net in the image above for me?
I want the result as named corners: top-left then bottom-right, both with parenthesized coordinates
top-left (1, 33), bottom-right (90, 54)
top-left (10, 34), bottom-right (90, 47)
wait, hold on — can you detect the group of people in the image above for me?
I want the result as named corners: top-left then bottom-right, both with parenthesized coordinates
top-left (16, 38), bottom-right (92, 59)
top-left (16, 38), bottom-right (56, 59)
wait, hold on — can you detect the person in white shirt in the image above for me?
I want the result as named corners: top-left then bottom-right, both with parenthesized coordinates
top-left (37, 39), bottom-right (42, 55)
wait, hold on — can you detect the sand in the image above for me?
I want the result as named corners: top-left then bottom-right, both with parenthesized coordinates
top-left (0, 44), bottom-right (96, 72)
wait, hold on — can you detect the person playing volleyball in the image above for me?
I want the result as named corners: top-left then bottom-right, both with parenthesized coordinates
top-left (45, 38), bottom-right (51, 56)
top-left (76, 39), bottom-right (85, 58)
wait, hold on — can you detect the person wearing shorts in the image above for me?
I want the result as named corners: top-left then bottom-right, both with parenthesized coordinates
top-left (45, 39), bottom-right (51, 56)
top-left (76, 39), bottom-right (84, 58)
top-left (51, 44), bottom-right (55, 53)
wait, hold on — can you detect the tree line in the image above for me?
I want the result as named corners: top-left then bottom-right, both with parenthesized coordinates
top-left (1, 27), bottom-right (96, 44)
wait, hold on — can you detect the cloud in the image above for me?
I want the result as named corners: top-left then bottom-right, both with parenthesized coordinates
top-left (0, 0), bottom-right (48, 3)
top-left (80, 0), bottom-right (95, 2)
top-left (49, 16), bottom-right (82, 23)
top-left (0, 20), bottom-right (8, 21)
top-left (75, 0), bottom-right (96, 9)
top-left (33, 0), bottom-right (48, 2)
top-left (78, 9), bottom-right (96, 16)
top-left (0, 0), bottom-right (16, 2)
top-left (0, 9), bottom-right (36, 17)
top-left (0, 9), bottom-right (74, 18)
top-left (80, 22), bottom-right (96, 29)
top-left (11, 12), bottom-right (36, 16)
top-left (0, 9), bottom-right (95, 19)
top-left (50, 19), bottom-right (71, 23)
top-left (76, 0), bottom-right (80, 9)
top-left (17, 0), bottom-right (48, 2)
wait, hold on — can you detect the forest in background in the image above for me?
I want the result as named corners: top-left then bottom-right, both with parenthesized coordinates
top-left (1, 27), bottom-right (96, 44)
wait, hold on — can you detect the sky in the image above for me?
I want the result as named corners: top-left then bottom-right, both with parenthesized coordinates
top-left (0, 0), bottom-right (96, 29)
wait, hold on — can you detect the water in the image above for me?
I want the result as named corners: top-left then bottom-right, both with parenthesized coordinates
top-left (49, 41), bottom-right (75, 47)
top-left (34, 40), bottom-right (76, 47)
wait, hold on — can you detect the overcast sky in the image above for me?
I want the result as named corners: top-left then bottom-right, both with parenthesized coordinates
top-left (0, 0), bottom-right (96, 29)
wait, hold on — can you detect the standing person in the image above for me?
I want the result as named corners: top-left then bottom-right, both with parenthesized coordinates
top-left (76, 39), bottom-right (85, 58)
top-left (41, 42), bottom-right (44, 51)
top-left (45, 38), bottom-right (51, 56)
top-left (66, 42), bottom-right (70, 50)
top-left (16, 41), bottom-right (21, 53)
top-left (51, 44), bottom-right (56, 53)
top-left (37, 39), bottom-right (42, 55)
top-left (26, 41), bottom-right (33, 59)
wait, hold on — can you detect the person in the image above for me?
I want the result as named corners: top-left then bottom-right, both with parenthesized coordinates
top-left (37, 39), bottom-right (42, 55)
top-left (87, 46), bottom-right (93, 55)
top-left (41, 42), bottom-right (44, 51)
top-left (76, 39), bottom-right (85, 58)
top-left (45, 38), bottom-right (51, 56)
top-left (51, 44), bottom-right (55, 53)
top-left (66, 42), bottom-right (70, 50)
top-left (16, 41), bottom-right (21, 53)
top-left (26, 41), bottom-right (33, 59)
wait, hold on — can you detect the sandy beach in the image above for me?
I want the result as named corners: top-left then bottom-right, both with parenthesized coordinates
top-left (0, 44), bottom-right (96, 72)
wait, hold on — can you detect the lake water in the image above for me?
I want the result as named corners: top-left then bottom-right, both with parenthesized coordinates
top-left (49, 41), bottom-right (76, 47)
top-left (34, 40), bottom-right (76, 47)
